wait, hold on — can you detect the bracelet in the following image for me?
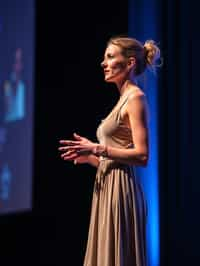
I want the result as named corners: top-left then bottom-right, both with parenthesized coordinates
top-left (93, 144), bottom-right (108, 157)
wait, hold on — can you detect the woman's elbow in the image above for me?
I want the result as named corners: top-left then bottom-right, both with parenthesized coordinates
top-left (139, 154), bottom-right (149, 167)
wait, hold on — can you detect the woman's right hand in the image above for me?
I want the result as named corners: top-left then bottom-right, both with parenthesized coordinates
top-left (59, 133), bottom-right (91, 164)
top-left (73, 154), bottom-right (90, 165)
top-left (62, 149), bottom-right (91, 164)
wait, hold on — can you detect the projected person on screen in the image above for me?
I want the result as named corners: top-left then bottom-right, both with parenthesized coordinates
top-left (59, 36), bottom-right (161, 266)
top-left (4, 48), bottom-right (25, 123)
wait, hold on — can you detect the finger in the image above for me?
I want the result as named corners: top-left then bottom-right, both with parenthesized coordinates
top-left (63, 154), bottom-right (78, 161)
top-left (61, 145), bottom-right (82, 151)
top-left (73, 133), bottom-right (88, 142)
top-left (61, 149), bottom-right (77, 156)
top-left (58, 146), bottom-right (69, 151)
top-left (73, 133), bottom-right (81, 139)
top-left (59, 146), bottom-right (75, 151)
top-left (59, 140), bottom-right (75, 145)
top-left (59, 140), bottom-right (80, 145)
top-left (61, 150), bottom-right (75, 158)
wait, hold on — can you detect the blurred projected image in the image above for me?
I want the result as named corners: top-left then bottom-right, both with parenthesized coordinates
top-left (0, 0), bottom-right (34, 214)
top-left (4, 48), bottom-right (25, 123)
top-left (0, 164), bottom-right (12, 201)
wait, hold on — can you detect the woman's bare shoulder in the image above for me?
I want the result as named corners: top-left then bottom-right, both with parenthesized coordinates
top-left (121, 86), bottom-right (147, 120)
top-left (129, 85), bottom-right (146, 99)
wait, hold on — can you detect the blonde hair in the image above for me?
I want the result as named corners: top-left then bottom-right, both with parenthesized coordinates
top-left (107, 36), bottom-right (161, 76)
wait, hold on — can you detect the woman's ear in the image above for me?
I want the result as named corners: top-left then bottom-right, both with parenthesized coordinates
top-left (128, 57), bottom-right (136, 69)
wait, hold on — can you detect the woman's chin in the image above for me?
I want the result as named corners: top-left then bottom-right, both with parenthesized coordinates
top-left (104, 76), bottom-right (115, 83)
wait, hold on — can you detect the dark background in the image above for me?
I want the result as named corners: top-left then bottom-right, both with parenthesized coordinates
top-left (0, 0), bottom-right (199, 266)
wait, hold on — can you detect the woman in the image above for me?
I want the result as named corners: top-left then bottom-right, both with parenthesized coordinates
top-left (59, 36), bottom-right (161, 266)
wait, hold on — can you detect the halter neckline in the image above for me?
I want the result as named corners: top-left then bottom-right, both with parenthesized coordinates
top-left (120, 88), bottom-right (135, 99)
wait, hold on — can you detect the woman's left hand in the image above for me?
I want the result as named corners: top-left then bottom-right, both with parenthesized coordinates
top-left (59, 133), bottom-right (97, 160)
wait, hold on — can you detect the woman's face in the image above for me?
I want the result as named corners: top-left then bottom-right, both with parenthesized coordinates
top-left (101, 44), bottom-right (131, 83)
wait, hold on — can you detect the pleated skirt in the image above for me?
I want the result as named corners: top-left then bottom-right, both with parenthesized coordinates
top-left (83, 159), bottom-right (148, 266)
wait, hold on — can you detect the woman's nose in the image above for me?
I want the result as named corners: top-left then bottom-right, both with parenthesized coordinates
top-left (101, 60), bottom-right (106, 68)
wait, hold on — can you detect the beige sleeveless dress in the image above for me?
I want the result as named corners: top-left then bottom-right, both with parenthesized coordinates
top-left (83, 90), bottom-right (148, 266)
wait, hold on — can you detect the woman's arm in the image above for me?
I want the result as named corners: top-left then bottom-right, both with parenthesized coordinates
top-left (100, 94), bottom-right (149, 166)
top-left (83, 154), bottom-right (100, 168)
top-left (59, 133), bottom-right (100, 168)
top-left (73, 153), bottom-right (100, 168)
top-left (59, 94), bottom-right (149, 167)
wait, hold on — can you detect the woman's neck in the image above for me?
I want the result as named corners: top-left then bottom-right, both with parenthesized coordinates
top-left (117, 79), bottom-right (137, 97)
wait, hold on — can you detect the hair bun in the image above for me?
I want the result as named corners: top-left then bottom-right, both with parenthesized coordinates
top-left (144, 40), bottom-right (161, 67)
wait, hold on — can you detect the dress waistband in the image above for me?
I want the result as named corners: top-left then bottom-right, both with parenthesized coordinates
top-left (99, 156), bottom-right (108, 161)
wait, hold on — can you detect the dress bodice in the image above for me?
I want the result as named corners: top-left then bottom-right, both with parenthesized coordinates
top-left (96, 90), bottom-right (140, 150)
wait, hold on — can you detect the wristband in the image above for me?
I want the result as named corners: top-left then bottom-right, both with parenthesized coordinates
top-left (93, 144), bottom-right (108, 157)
